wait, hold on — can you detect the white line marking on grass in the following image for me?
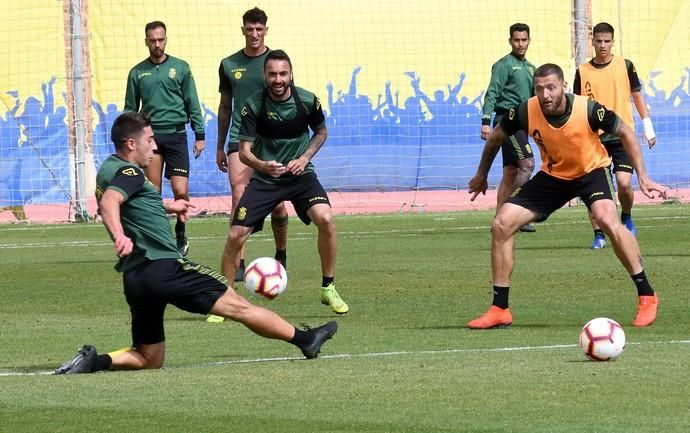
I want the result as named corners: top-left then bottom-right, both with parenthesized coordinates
top-left (2, 339), bottom-right (689, 378)
top-left (2, 214), bottom-right (688, 250)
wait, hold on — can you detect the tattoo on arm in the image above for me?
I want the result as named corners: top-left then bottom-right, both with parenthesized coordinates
top-left (301, 127), bottom-right (327, 161)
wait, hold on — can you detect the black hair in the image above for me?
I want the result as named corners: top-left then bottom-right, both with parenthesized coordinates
top-left (111, 112), bottom-right (151, 150)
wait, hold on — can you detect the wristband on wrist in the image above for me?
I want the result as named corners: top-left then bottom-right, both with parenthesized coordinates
top-left (642, 117), bottom-right (655, 140)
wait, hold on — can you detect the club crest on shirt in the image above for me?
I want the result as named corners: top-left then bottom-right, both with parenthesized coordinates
top-left (168, 68), bottom-right (177, 79)
top-left (234, 71), bottom-right (243, 80)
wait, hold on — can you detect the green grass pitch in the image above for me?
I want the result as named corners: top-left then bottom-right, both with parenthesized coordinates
top-left (1, 204), bottom-right (689, 433)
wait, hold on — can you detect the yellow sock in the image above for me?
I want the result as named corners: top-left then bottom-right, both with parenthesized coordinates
top-left (107, 347), bottom-right (133, 359)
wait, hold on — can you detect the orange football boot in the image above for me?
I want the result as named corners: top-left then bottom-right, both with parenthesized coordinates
top-left (467, 305), bottom-right (513, 329)
top-left (632, 294), bottom-right (659, 327)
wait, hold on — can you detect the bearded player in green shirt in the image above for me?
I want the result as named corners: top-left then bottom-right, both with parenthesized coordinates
top-left (53, 111), bottom-right (337, 374)
top-left (124, 21), bottom-right (205, 257)
top-left (221, 49), bottom-right (349, 315)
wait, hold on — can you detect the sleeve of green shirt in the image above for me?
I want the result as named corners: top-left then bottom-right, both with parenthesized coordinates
top-left (123, 69), bottom-right (139, 112)
top-left (182, 68), bottom-right (205, 140)
top-left (481, 60), bottom-right (510, 125)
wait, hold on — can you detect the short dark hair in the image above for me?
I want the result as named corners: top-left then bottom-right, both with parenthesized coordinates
top-left (111, 112), bottom-right (151, 150)
top-left (592, 22), bottom-right (614, 38)
top-left (145, 21), bottom-right (166, 36)
top-left (510, 23), bottom-right (530, 38)
top-left (243, 7), bottom-right (267, 25)
top-left (264, 49), bottom-right (292, 70)
top-left (534, 63), bottom-right (564, 81)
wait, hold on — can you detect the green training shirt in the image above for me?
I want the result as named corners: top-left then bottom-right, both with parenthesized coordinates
top-left (482, 53), bottom-right (536, 125)
top-left (238, 86), bottom-right (326, 185)
top-left (218, 48), bottom-right (271, 147)
top-left (124, 55), bottom-right (205, 139)
top-left (96, 155), bottom-right (181, 272)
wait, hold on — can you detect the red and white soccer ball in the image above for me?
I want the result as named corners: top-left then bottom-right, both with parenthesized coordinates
top-left (579, 317), bottom-right (626, 361)
top-left (244, 257), bottom-right (287, 300)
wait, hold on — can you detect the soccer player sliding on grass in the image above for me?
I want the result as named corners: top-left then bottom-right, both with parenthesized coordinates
top-left (54, 112), bottom-right (337, 374)
top-left (467, 63), bottom-right (666, 330)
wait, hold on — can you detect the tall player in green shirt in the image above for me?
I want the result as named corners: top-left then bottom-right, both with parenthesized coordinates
top-left (216, 8), bottom-right (289, 284)
top-left (481, 23), bottom-right (537, 232)
top-left (124, 21), bottom-right (205, 257)
top-left (53, 112), bottom-right (338, 374)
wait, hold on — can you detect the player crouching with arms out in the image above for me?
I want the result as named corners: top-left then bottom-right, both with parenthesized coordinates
top-left (467, 63), bottom-right (665, 330)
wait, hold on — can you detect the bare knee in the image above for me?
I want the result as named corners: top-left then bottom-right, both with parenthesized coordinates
top-left (133, 345), bottom-right (165, 370)
top-left (271, 202), bottom-right (289, 220)
top-left (314, 212), bottom-right (335, 234)
top-left (491, 216), bottom-right (515, 240)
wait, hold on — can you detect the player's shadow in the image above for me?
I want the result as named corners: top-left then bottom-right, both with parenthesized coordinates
top-left (2, 364), bottom-right (56, 374)
top-left (643, 252), bottom-right (690, 257)
top-left (43, 258), bottom-right (115, 265)
top-left (414, 323), bottom-right (550, 330)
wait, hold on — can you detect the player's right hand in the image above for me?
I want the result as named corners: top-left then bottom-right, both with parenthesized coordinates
top-left (216, 148), bottom-right (228, 172)
top-left (468, 175), bottom-right (488, 201)
top-left (480, 125), bottom-right (491, 140)
top-left (264, 161), bottom-right (286, 178)
top-left (113, 233), bottom-right (134, 258)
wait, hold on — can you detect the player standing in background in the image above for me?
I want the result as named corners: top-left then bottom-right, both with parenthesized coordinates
top-left (222, 49), bottom-right (349, 315)
top-left (481, 23), bottom-right (537, 233)
top-left (54, 112), bottom-right (337, 374)
top-left (216, 7), bottom-right (289, 284)
top-left (124, 21), bottom-right (205, 257)
top-left (574, 22), bottom-right (656, 249)
top-left (468, 64), bottom-right (664, 329)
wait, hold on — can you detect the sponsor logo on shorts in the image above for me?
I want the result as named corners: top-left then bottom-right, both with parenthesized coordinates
top-left (597, 107), bottom-right (605, 122)
top-left (237, 207), bottom-right (247, 221)
top-left (619, 164), bottom-right (633, 170)
top-left (309, 196), bottom-right (328, 203)
top-left (509, 108), bottom-right (515, 120)
top-left (168, 68), bottom-right (177, 79)
top-left (173, 168), bottom-right (188, 174)
top-left (510, 187), bottom-right (521, 197)
top-left (589, 191), bottom-right (605, 200)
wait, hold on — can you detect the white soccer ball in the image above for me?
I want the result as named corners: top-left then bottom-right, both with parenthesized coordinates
top-left (579, 317), bottom-right (626, 361)
top-left (244, 257), bottom-right (287, 300)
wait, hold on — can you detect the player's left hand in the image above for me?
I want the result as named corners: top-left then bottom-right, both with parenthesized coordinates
top-left (286, 157), bottom-right (308, 176)
top-left (193, 140), bottom-right (206, 159)
top-left (468, 174), bottom-right (488, 201)
top-left (638, 176), bottom-right (667, 200)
